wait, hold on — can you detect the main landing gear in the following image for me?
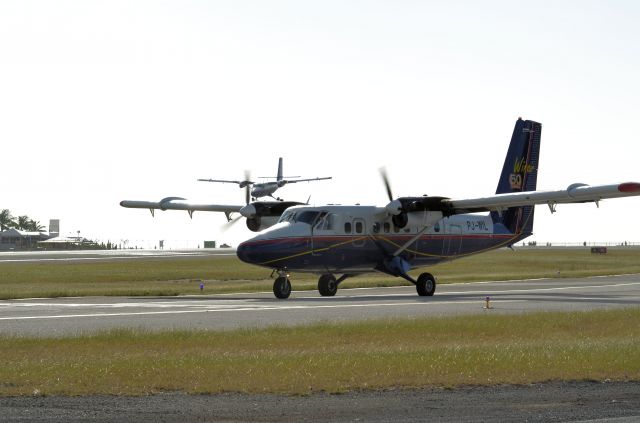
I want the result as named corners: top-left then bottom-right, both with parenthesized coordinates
top-left (271, 271), bottom-right (436, 299)
top-left (318, 274), bottom-right (338, 296)
top-left (415, 272), bottom-right (436, 296)
top-left (318, 274), bottom-right (353, 297)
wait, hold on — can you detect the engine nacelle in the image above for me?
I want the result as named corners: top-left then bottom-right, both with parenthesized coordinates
top-left (245, 216), bottom-right (279, 232)
top-left (392, 212), bottom-right (408, 228)
top-left (388, 196), bottom-right (454, 229)
top-left (406, 210), bottom-right (444, 228)
top-left (246, 217), bottom-right (260, 232)
top-left (242, 201), bottom-right (305, 232)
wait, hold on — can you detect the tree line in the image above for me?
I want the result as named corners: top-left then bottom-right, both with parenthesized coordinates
top-left (0, 209), bottom-right (45, 232)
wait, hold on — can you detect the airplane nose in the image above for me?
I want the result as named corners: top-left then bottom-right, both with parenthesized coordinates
top-left (236, 241), bottom-right (254, 264)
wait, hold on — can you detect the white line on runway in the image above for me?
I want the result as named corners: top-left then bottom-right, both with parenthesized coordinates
top-left (2, 281), bottom-right (638, 309)
top-left (0, 299), bottom-right (525, 321)
top-left (0, 254), bottom-right (235, 263)
top-left (298, 281), bottom-right (640, 299)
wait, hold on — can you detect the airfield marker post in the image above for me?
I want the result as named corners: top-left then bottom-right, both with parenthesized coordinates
top-left (484, 296), bottom-right (492, 309)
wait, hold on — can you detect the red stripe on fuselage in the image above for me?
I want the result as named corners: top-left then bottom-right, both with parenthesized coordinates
top-left (240, 233), bottom-right (514, 247)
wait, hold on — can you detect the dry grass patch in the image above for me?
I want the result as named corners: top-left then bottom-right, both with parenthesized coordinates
top-left (2, 248), bottom-right (640, 299)
top-left (1, 308), bottom-right (638, 395)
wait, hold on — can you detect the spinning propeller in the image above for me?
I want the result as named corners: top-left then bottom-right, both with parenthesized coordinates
top-left (380, 167), bottom-right (407, 227)
top-left (222, 170), bottom-right (252, 231)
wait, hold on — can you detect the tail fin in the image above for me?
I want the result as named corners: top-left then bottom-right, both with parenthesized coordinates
top-left (491, 118), bottom-right (542, 239)
top-left (277, 157), bottom-right (283, 181)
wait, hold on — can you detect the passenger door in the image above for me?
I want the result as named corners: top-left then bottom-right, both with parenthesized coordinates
top-left (443, 224), bottom-right (462, 256)
top-left (351, 218), bottom-right (366, 247)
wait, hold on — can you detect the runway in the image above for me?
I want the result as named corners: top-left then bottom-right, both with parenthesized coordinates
top-left (0, 248), bottom-right (234, 263)
top-left (1, 274), bottom-right (639, 336)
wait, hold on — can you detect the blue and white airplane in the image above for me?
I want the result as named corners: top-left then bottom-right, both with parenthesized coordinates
top-left (121, 118), bottom-right (640, 299)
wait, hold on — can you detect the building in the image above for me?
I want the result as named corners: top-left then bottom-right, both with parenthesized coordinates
top-left (0, 228), bottom-right (51, 250)
top-left (0, 219), bottom-right (59, 250)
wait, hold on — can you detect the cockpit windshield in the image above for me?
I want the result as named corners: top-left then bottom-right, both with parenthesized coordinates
top-left (277, 210), bottom-right (324, 226)
top-left (278, 211), bottom-right (296, 223)
top-left (295, 211), bottom-right (320, 224)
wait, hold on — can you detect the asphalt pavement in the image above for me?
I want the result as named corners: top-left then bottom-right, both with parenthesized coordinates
top-left (1, 274), bottom-right (639, 336)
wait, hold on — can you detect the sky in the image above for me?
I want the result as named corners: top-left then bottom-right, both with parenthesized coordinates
top-left (1, 0), bottom-right (640, 248)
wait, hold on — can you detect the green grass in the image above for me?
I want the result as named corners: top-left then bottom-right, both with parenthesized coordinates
top-left (1, 248), bottom-right (640, 299)
top-left (1, 308), bottom-right (638, 396)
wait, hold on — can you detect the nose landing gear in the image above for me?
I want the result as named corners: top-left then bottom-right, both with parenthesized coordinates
top-left (273, 272), bottom-right (292, 299)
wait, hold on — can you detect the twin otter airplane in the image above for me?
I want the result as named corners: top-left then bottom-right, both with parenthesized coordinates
top-left (121, 118), bottom-right (640, 299)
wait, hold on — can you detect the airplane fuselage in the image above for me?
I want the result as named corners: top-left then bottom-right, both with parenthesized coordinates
top-left (237, 205), bottom-right (525, 274)
top-left (250, 181), bottom-right (289, 198)
top-left (250, 182), bottom-right (279, 199)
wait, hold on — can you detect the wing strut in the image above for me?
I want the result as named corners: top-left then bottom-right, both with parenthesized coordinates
top-left (392, 224), bottom-right (431, 257)
top-left (391, 211), bottom-right (444, 257)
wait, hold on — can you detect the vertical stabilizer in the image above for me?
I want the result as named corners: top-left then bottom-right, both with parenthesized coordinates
top-left (277, 157), bottom-right (283, 182)
top-left (491, 118), bottom-right (542, 239)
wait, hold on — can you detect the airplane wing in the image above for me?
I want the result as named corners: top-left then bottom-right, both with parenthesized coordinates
top-left (444, 182), bottom-right (640, 214)
top-left (120, 197), bottom-right (242, 218)
top-left (197, 179), bottom-right (248, 185)
top-left (284, 177), bottom-right (333, 184)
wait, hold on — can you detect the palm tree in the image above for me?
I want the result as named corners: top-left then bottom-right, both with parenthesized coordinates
top-left (16, 215), bottom-right (31, 231)
top-left (14, 215), bottom-right (45, 232)
top-left (0, 209), bottom-right (16, 231)
top-left (27, 219), bottom-right (45, 232)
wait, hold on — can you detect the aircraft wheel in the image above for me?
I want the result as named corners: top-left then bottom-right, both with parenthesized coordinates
top-left (318, 274), bottom-right (338, 296)
top-left (273, 276), bottom-right (292, 299)
top-left (416, 273), bottom-right (436, 296)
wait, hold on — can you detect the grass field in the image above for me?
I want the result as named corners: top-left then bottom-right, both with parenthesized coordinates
top-left (1, 248), bottom-right (640, 299)
top-left (1, 308), bottom-right (638, 396)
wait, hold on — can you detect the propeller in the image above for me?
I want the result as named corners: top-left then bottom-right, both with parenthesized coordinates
top-left (380, 167), bottom-right (394, 201)
top-left (238, 169), bottom-right (253, 188)
top-left (380, 167), bottom-right (402, 216)
top-left (222, 171), bottom-right (253, 232)
top-left (244, 170), bottom-right (251, 204)
top-left (221, 214), bottom-right (243, 231)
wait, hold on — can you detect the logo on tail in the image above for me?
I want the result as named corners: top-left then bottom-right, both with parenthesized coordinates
top-left (509, 157), bottom-right (536, 189)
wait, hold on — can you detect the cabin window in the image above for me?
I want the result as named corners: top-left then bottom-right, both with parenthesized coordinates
top-left (355, 221), bottom-right (363, 234)
top-left (372, 222), bottom-right (380, 233)
top-left (434, 222), bottom-right (440, 233)
top-left (383, 222), bottom-right (390, 233)
top-left (344, 222), bottom-right (352, 233)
